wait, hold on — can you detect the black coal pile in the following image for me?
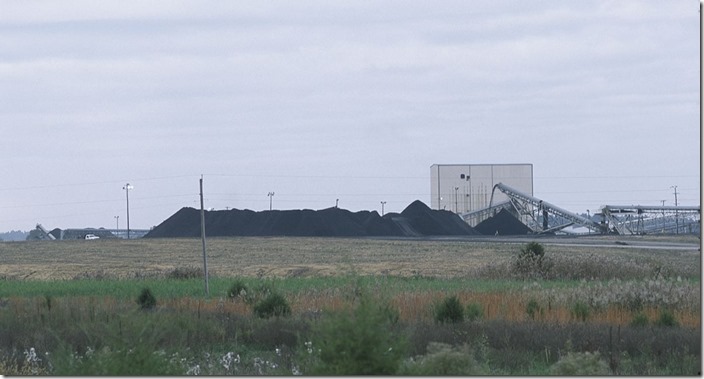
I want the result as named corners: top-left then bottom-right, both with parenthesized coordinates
top-left (145, 200), bottom-right (479, 238)
top-left (474, 208), bottom-right (532, 235)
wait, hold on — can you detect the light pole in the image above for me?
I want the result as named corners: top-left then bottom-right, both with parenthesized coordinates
top-left (461, 173), bottom-right (471, 212)
top-left (454, 187), bottom-right (459, 213)
top-left (123, 183), bottom-right (133, 239)
top-left (586, 210), bottom-right (590, 235)
top-left (268, 192), bottom-right (275, 211)
top-left (381, 201), bottom-right (386, 216)
top-left (114, 215), bottom-right (119, 234)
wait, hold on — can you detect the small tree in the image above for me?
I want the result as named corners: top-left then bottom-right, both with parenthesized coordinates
top-left (137, 288), bottom-right (156, 310)
top-left (309, 297), bottom-right (406, 375)
top-left (435, 295), bottom-right (464, 323)
top-left (253, 293), bottom-right (291, 319)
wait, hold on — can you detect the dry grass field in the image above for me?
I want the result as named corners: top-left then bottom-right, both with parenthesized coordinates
top-left (0, 235), bottom-right (699, 280)
top-left (0, 235), bottom-right (700, 375)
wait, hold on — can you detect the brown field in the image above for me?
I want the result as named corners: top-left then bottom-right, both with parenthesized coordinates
top-left (0, 235), bottom-right (699, 280)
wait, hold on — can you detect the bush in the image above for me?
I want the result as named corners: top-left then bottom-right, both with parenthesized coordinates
top-left (227, 280), bottom-right (249, 302)
top-left (51, 344), bottom-right (182, 376)
top-left (308, 297), bottom-right (407, 375)
top-left (399, 342), bottom-right (484, 375)
top-left (654, 309), bottom-right (679, 327)
top-left (465, 302), bottom-right (483, 322)
top-left (526, 298), bottom-right (543, 320)
top-left (570, 301), bottom-right (590, 322)
top-left (253, 293), bottom-right (291, 319)
top-left (630, 312), bottom-right (649, 327)
top-left (549, 351), bottom-right (610, 375)
top-left (167, 266), bottom-right (202, 280)
top-left (136, 288), bottom-right (156, 310)
top-left (513, 242), bottom-right (553, 279)
top-left (521, 242), bottom-right (545, 258)
top-left (434, 296), bottom-right (464, 324)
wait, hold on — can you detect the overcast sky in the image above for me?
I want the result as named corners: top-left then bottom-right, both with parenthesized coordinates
top-left (0, 0), bottom-right (700, 232)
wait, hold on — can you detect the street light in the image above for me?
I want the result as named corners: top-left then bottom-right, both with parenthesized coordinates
top-left (123, 183), bottom-right (133, 239)
top-left (114, 215), bottom-right (119, 234)
top-left (381, 201), bottom-right (386, 216)
top-left (268, 192), bottom-right (275, 211)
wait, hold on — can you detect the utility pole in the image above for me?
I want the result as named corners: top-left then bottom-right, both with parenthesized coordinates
top-left (200, 176), bottom-right (209, 296)
top-left (268, 192), bottom-right (275, 211)
top-left (381, 201), bottom-right (386, 216)
top-left (671, 185), bottom-right (679, 234)
top-left (122, 183), bottom-right (133, 239)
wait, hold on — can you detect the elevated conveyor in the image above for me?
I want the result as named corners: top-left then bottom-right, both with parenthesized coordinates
top-left (489, 183), bottom-right (606, 234)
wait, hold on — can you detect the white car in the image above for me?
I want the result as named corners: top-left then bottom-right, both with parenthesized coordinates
top-left (84, 234), bottom-right (100, 240)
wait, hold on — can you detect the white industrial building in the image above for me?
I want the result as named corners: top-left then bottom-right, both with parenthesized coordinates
top-left (430, 164), bottom-right (533, 213)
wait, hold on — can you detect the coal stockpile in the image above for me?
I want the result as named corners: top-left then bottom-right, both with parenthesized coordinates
top-left (145, 200), bottom-right (479, 238)
top-left (474, 208), bottom-right (532, 235)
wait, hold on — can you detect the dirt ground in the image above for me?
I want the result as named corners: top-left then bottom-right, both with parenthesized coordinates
top-left (0, 235), bottom-right (699, 280)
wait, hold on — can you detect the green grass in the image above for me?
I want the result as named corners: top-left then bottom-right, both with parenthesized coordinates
top-left (0, 275), bottom-right (584, 300)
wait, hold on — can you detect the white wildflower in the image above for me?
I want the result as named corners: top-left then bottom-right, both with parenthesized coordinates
top-left (186, 364), bottom-right (201, 375)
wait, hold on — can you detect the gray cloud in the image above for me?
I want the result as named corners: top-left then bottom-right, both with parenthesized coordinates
top-left (0, 0), bottom-right (698, 231)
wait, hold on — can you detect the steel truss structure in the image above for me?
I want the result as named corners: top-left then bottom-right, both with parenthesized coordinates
top-left (461, 183), bottom-right (700, 235)
top-left (601, 205), bottom-right (700, 235)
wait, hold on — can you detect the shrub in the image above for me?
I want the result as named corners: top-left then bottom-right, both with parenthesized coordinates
top-left (526, 298), bottom-right (543, 320)
top-left (549, 351), bottom-right (610, 375)
top-left (434, 296), bottom-right (464, 324)
top-left (167, 266), bottom-right (202, 280)
top-left (465, 302), bottom-right (483, 322)
top-left (136, 288), bottom-right (156, 310)
top-left (570, 301), bottom-right (590, 322)
top-left (253, 293), bottom-right (291, 319)
top-left (399, 342), bottom-right (484, 375)
top-left (227, 280), bottom-right (249, 302)
top-left (51, 344), bottom-right (181, 375)
top-left (513, 242), bottom-right (553, 279)
top-left (520, 242), bottom-right (545, 258)
top-left (654, 309), bottom-right (679, 327)
top-left (308, 297), bottom-right (407, 375)
top-left (630, 312), bottom-right (649, 327)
